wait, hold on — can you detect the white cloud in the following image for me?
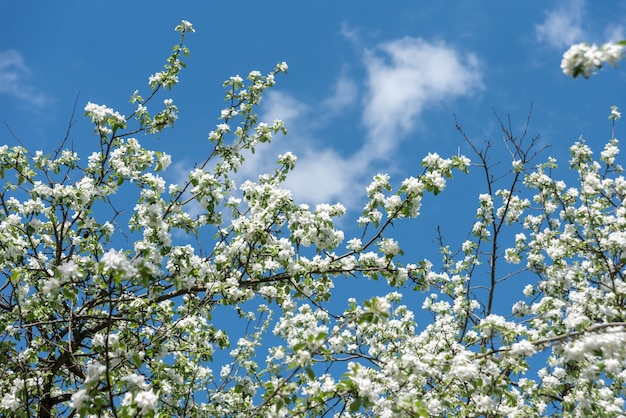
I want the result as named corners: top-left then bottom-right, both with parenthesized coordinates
top-left (259, 89), bottom-right (309, 128)
top-left (228, 36), bottom-right (482, 208)
top-left (0, 49), bottom-right (50, 107)
top-left (340, 22), bottom-right (363, 49)
top-left (282, 147), bottom-right (361, 206)
top-left (361, 37), bottom-right (482, 156)
top-left (322, 69), bottom-right (358, 114)
top-left (535, 0), bottom-right (585, 49)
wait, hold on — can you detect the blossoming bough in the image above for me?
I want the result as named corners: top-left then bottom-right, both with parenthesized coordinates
top-left (560, 40), bottom-right (625, 78)
top-left (0, 20), bottom-right (625, 417)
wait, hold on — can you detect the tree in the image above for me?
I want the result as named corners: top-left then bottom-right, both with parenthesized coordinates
top-left (0, 20), bottom-right (625, 417)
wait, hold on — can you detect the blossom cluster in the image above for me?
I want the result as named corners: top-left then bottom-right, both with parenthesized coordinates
top-left (561, 42), bottom-right (624, 78)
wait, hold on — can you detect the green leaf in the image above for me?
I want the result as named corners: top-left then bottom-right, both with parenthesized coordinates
top-left (349, 398), bottom-right (362, 412)
top-left (60, 286), bottom-right (76, 302)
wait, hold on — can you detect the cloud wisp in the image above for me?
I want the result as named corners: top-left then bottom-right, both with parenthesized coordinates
top-left (0, 49), bottom-right (50, 108)
top-left (321, 69), bottom-right (358, 115)
top-left (535, 0), bottom-right (586, 49)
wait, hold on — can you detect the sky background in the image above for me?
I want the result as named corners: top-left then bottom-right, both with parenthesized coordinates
top-left (1, 1), bottom-right (626, 315)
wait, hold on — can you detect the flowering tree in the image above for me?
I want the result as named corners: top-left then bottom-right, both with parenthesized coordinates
top-left (1, 20), bottom-right (625, 417)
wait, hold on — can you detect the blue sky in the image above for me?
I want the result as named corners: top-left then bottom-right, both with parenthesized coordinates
top-left (1, 1), bottom-right (626, 311)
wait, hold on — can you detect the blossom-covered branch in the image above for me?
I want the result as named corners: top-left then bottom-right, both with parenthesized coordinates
top-left (561, 41), bottom-right (624, 78)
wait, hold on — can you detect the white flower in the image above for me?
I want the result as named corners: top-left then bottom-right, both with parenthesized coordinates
top-left (601, 42), bottom-right (624, 66)
top-left (17, 285), bottom-right (29, 300)
top-left (350, 369), bottom-right (378, 403)
top-left (523, 284), bottom-right (535, 297)
top-left (504, 248), bottom-right (521, 264)
top-left (347, 238), bottom-right (363, 251)
top-left (601, 139), bottom-right (619, 165)
top-left (216, 123), bottom-right (230, 133)
top-left (134, 390), bottom-right (158, 415)
top-left (180, 20), bottom-right (194, 32)
top-left (148, 72), bottom-right (166, 85)
top-left (85, 361), bottom-right (106, 384)
top-left (100, 249), bottom-right (135, 275)
top-left (42, 277), bottom-right (60, 296)
top-left (122, 373), bottom-right (149, 390)
top-left (510, 340), bottom-right (536, 356)
top-left (157, 152), bottom-right (171, 170)
top-left (451, 354), bottom-right (478, 381)
top-left (422, 152), bottom-right (442, 168)
top-left (57, 260), bottom-right (80, 280)
top-left (1, 392), bottom-right (20, 411)
top-left (69, 389), bottom-right (90, 411)
top-left (379, 238), bottom-right (400, 257)
top-left (278, 152), bottom-right (297, 167)
top-left (84, 102), bottom-right (125, 125)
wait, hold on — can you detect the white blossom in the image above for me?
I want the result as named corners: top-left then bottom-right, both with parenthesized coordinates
top-left (561, 42), bottom-right (624, 78)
